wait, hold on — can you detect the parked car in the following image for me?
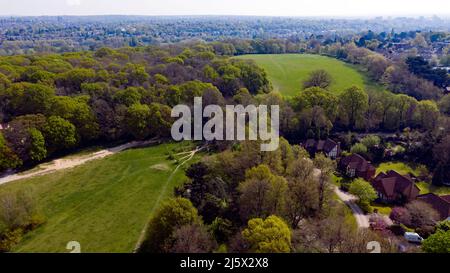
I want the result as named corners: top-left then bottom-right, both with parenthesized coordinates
top-left (404, 232), bottom-right (423, 243)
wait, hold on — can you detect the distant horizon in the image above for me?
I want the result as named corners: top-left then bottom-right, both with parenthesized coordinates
top-left (1, 0), bottom-right (449, 17)
top-left (1, 14), bottom-right (450, 19)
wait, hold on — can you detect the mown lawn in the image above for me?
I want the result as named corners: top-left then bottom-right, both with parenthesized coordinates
top-left (234, 54), bottom-right (382, 97)
top-left (416, 182), bottom-right (450, 195)
top-left (0, 141), bottom-right (198, 253)
top-left (371, 203), bottom-right (393, 216)
top-left (376, 162), bottom-right (422, 177)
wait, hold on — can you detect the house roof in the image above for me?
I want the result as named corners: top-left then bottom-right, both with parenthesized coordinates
top-left (341, 154), bottom-right (375, 173)
top-left (303, 138), bottom-right (339, 154)
top-left (372, 170), bottom-right (420, 201)
top-left (417, 193), bottom-right (450, 220)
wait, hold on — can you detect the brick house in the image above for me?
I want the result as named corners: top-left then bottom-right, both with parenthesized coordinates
top-left (339, 154), bottom-right (376, 181)
top-left (371, 170), bottom-right (420, 203)
top-left (303, 138), bottom-right (341, 159)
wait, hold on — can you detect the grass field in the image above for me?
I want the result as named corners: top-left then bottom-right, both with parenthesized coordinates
top-left (234, 54), bottom-right (382, 97)
top-left (416, 182), bottom-right (450, 195)
top-left (375, 162), bottom-right (422, 177)
top-left (0, 141), bottom-right (199, 253)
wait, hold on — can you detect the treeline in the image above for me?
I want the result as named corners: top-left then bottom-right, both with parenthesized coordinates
top-left (250, 82), bottom-right (449, 185)
top-left (214, 39), bottom-right (447, 101)
top-left (138, 139), bottom-right (396, 253)
top-left (0, 43), bottom-right (270, 172)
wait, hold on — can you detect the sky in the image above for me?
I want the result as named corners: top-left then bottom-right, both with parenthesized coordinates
top-left (0, 0), bottom-right (449, 17)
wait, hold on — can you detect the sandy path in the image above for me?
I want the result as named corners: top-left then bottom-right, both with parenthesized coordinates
top-left (0, 139), bottom-right (159, 186)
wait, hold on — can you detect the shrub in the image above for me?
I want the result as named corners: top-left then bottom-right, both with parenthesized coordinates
top-left (0, 228), bottom-right (23, 253)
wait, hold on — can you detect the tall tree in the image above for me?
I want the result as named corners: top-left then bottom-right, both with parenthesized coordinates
top-left (303, 70), bottom-right (333, 90)
top-left (242, 215), bottom-right (291, 253)
top-left (138, 198), bottom-right (200, 253)
top-left (238, 165), bottom-right (288, 221)
top-left (338, 86), bottom-right (369, 129)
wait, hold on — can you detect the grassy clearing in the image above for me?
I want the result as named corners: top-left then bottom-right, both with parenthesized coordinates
top-left (234, 54), bottom-right (382, 97)
top-left (376, 162), bottom-right (422, 177)
top-left (0, 141), bottom-right (198, 253)
top-left (416, 182), bottom-right (450, 195)
top-left (371, 203), bottom-right (393, 216)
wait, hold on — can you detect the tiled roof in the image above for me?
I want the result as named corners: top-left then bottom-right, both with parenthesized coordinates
top-left (373, 170), bottom-right (420, 201)
top-left (417, 193), bottom-right (450, 220)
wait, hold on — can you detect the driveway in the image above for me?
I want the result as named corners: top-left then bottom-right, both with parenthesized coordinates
top-left (332, 185), bottom-right (370, 228)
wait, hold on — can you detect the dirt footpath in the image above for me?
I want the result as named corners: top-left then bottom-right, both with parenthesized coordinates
top-left (0, 140), bottom-right (158, 186)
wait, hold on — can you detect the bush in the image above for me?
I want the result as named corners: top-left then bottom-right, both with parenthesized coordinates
top-left (0, 228), bottom-right (23, 253)
top-left (389, 224), bottom-right (406, 236)
top-left (340, 182), bottom-right (351, 192)
top-left (358, 201), bottom-right (373, 214)
top-left (138, 198), bottom-right (200, 253)
top-left (350, 143), bottom-right (368, 155)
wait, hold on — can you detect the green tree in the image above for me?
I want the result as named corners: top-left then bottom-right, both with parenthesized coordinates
top-left (303, 69), bottom-right (333, 89)
top-left (313, 153), bottom-right (336, 212)
top-left (415, 100), bottom-right (440, 130)
top-left (1, 83), bottom-right (55, 117)
top-left (349, 179), bottom-right (377, 204)
top-left (49, 96), bottom-right (99, 141)
top-left (360, 135), bottom-right (381, 149)
top-left (285, 158), bottom-right (319, 228)
top-left (28, 128), bottom-right (47, 162)
top-left (339, 86), bottom-right (369, 129)
top-left (439, 94), bottom-right (450, 115)
top-left (138, 198), bottom-right (200, 253)
top-left (293, 87), bottom-right (338, 120)
top-left (43, 116), bottom-right (77, 153)
top-left (350, 143), bottom-right (368, 155)
top-left (113, 87), bottom-right (142, 106)
top-left (0, 72), bottom-right (11, 91)
top-left (238, 165), bottom-right (288, 221)
top-left (125, 103), bottom-right (151, 140)
top-left (56, 68), bottom-right (96, 92)
top-left (422, 230), bottom-right (450, 253)
top-left (0, 132), bottom-right (21, 172)
top-left (242, 215), bottom-right (291, 253)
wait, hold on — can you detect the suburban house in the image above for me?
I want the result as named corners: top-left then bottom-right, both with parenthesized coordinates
top-left (303, 138), bottom-right (341, 159)
top-left (339, 154), bottom-right (376, 181)
top-left (371, 170), bottom-right (420, 203)
top-left (417, 193), bottom-right (450, 221)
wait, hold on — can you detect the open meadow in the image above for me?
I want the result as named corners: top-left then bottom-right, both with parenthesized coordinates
top-left (0, 142), bottom-right (199, 253)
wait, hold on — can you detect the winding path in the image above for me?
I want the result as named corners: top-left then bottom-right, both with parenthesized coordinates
top-left (313, 167), bottom-right (370, 229)
top-left (332, 185), bottom-right (370, 228)
top-left (0, 139), bottom-right (159, 186)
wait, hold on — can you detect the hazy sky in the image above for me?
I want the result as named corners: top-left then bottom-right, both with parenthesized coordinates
top-left (1, 0), bottom-right (449, 17)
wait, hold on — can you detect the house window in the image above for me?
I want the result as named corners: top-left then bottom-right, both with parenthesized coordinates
top-left (328, 147), bottom-right (337, 158)
top-left (347, 167), bottom-right (355, 177)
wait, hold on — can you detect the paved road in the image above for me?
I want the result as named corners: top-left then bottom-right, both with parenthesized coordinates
top-left (313, 166), bottom-right (370, 229)
top-left (333, 185), bottom-right (370, 228)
